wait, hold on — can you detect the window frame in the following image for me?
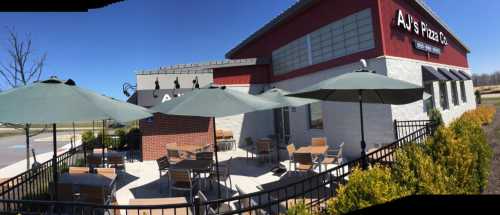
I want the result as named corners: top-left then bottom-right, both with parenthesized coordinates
top-left (271, 9), bottom-right (374, 76)
top-left (307, 102), bottom-right (324, 130)
top-left (460, 81), bottom-right (467, 103)
top-left (439, 82), bottom-right (449, 110)
top-left (423, 82), bottom-right (435, 112)
top-left (451, 81), bottom-right (459, 106)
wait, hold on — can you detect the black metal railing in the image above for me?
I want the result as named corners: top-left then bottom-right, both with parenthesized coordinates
top-left (393, 119), bottom-right (434, 140)
top-left (0, 145), bottom-right (85, 210)
top-left (0, 121), bottom-right (437, 214)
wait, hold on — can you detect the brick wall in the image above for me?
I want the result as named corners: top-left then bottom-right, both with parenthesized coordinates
top-left (140, 113), bottom-right (214, 160)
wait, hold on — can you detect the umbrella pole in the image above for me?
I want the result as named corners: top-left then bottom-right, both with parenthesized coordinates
top-left (359, 90), bottom-right (368, 170)
top-left (278, 107), bottom-right (285, 166)
top-left (212, 117), bottom-right (221, 199)
top-left (25, 124), bottom-right (30, 170)
top-left (52, 123), bottom-right (58, 200)
top-left (72, 122), bottom-right (76, 149)
top-left (102, 120), bottom-right (105, 167)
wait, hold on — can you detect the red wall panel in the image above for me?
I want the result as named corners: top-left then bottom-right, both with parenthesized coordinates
top-left (213, 65), bottom-right (270, 85)
top-left (378, 0), bottom-right (468, 67)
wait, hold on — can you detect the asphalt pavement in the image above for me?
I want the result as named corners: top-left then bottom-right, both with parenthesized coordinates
top-left (0, 131), bottom-right (80, 169)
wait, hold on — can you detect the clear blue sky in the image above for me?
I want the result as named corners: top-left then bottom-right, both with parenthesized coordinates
top-left (0, 0), bottom-right (498, 100)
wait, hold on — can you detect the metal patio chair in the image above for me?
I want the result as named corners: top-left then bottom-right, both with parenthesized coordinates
top-left (156, 155), bottom-right (172, 185)
top-left (222, 130), bottom-right (236, 150)
top-left (235, 185), bottom-right (265, 215)
top-left (209, 157), bottom-right (233, 198)
top-left (197, 190), bottom-right (232, 215)
top-left (167, 148), bottom-right (183, 164)
top-left (321, 142), bottom-right (344, 171)
top-left (169, 169), bottom-right (198, 202)
top-left (286, 143), bottom-right (297, 171)
top-left (293, 152), bottom-right (317, 174)
top-left (255, 139), bottom-right (272, 164)
top-left (244, 137), bottom-right (256, 162)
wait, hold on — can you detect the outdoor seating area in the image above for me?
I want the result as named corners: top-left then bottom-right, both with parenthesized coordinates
top-left (37, 134), bottom-right (348, 210)
top-left (0, 70), bottom-right (434, 214)
top-left (107, 141), bottom-right (344, 213)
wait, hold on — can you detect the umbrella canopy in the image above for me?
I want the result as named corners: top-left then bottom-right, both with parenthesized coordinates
top-left (0, 78), bottom-right (151, 124)
top-left (258, 88), bottom-right (319, 108)
top-left (0, 77), bottom-right (152, 200)
top-left (287, 71), bottom-right (424, 104)
top-left (257, 88), bottom-right (319, 174)
top-left (150, 86), bottom-right (281, 117)
top-left (151, 86), bottom-right (280, 198)
top-left (287, 70), bottom-right (424, 169)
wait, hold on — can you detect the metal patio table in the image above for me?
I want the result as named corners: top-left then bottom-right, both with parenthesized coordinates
top-left (58, 172), bottom-right (117, 202)
top-left (172, 159), bottom-right (214, 190)
top-left (172, 159), bottom-right (213, 173)
top-left (59, 172), bottom-right (116, 187)
top-left (295, 146), bottom-right (329, 156)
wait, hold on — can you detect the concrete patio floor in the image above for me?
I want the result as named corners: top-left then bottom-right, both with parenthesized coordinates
top-left (113, 147), bottom-right (346, 207)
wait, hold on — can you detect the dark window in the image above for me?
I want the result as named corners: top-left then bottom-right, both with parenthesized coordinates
top-left (460, 81), bottom-right (467, 102)
top-left (439, 82), bottom-right (449, 110)
top-left (451, 81), bottom-right (459, 106)
top-left (308, 103), bottom-right (323, 129)
top-left (424, 83), bottom-right (435, 112)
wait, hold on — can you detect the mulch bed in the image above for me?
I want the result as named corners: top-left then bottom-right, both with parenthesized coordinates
top-left (483, 104), bottom-right (500, 194)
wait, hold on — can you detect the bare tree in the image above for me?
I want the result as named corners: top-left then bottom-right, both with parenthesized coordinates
top-left (473, 71), bottom-right (500, 87)
top-left (0, 27), bottom-right (48, 170)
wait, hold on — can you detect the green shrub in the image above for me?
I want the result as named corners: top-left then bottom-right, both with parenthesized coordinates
top-left (450, 117), bottom-right (493, 192)
top-left (81, 130), bottom-right (96, 149)
top-left (315, 107), bottom-right (493, 214)
top-left (287, 201), bottom-right (312, 215)
top-left (391, 143), bottom-right (449, 194)
top-left (73, 158), bottom-right (86, 167)
top-left (127, 128), bottom-right (142, 150)
top-left (328, 165), bottom-right (408, 214)
top-left (426, 126), bottom-right (477, 194)
top-left (114, 128), bottom-right (128, 149)
top-left (428, 108), bottom-right (444, 127)
top-left (475, 90), bottom-right (481, 104)
top-left (97, 131), bottom-right (115, 149)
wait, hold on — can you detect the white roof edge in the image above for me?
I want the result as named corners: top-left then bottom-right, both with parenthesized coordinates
top-left (137, 58), bottom-right (269, 75)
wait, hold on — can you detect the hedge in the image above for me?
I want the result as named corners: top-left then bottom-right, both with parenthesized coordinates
top-left (299, 106), bottom-right (495, 214)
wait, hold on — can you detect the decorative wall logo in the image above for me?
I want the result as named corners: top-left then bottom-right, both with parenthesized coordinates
top-left (395, 9), bottom-right (448, 46)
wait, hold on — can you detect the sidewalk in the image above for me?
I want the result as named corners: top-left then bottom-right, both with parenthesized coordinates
top-left (0, 139), bottom-right (82, 178)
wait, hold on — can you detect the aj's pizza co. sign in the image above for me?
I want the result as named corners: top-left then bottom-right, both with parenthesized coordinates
top-left (395, 9), bottom-right (448, 46)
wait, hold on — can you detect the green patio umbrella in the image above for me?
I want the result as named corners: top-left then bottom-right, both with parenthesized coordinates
top-left (150, 85), bottom-right (281, 198)
top-left (258, 87), bottom-right (319, 174)
top-left (287, 70), bottom-right (424, 169)
top-left (0, 77), bottom-right (152, 199)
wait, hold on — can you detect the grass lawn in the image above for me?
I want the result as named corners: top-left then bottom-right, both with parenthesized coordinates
top-left (482, 97), bottom-right (500, 107)
top-left (0, 131), bottom-right (23, 138)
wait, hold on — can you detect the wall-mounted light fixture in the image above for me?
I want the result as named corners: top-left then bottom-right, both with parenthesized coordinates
top-left (153, 77), bottom-right (160, 98)
top-left (192, 76), bottom-right (199, 89)
top-left (356, 59), bottom-right (376, 73)
top-left (122, 82), bottom-right (136, 97)
top-left (174, 77), bottom-right (180, 89)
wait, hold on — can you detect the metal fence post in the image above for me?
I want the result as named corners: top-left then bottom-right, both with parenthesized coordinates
top-left (393, 120), bottom-right (399, 140)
